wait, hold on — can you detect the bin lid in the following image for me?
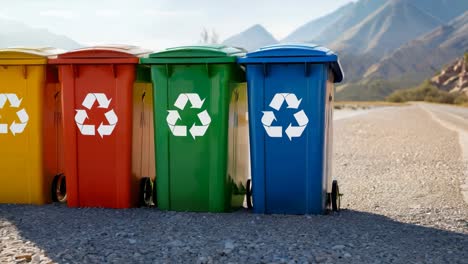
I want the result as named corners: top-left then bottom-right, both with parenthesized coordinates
top-left (141, 45), bottom-right (245, 64)
top-left (0, 47), bottom-right (65, 65)
top-left (238, 43), bottom-right (343, 83)
top-left (49, 45), bottom-right (150, 64)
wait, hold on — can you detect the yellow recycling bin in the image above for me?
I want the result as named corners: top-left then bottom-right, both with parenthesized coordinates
top-left (228, 84), bottom-right (252, 208)
top-left (132, 65), bottom-right (156, 206)
top-left (0, 47), bottom-right (65, 205)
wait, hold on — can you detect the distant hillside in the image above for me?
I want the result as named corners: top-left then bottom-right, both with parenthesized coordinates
top-left (330, 0), bottom-right (442, 57)
top-left (222, 24), bottom-right (277, 51)
top-left (408, 0), bottom-right (468, 23)
top-left (364, 11), bottom-right (468, 82)
top-left (282, 0), bottom-right (468, 80)
top-left (282, 3), bottom-right (354, 43)
top-left (386, 55), bottom-right (468, 104)
top-left (0, 18), bottom-right (81, 50)
top-left (334, 1), bottom-right (468, 101)
top-left (336, 10), bottom-right (468, 102)
top-left (287, 0), bottom-right (463, 48)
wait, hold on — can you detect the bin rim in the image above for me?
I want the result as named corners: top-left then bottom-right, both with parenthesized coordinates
top-left (240, 43), bottom-right (336, 58)
top-left (141, 44), bottom-right (245, 64)
top-left (0, 47), bottom-right (66, 65)
top-left (49, 44), bottom-right (150, 64)
top-left (238, 43), bottom-right (344, 83)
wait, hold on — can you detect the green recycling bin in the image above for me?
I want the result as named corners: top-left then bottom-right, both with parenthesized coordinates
top-left (141, 45), bottom-right (249, 212)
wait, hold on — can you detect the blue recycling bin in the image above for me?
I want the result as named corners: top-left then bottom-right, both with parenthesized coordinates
top-left (238, 44), bottom-right (343, 214)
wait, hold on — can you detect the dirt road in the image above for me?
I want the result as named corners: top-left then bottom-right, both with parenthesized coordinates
top-left (0, 103), bottom-right (467, 263)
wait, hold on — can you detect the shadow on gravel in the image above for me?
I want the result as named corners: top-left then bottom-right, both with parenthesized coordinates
top-left (1, 204), bottom-right (467, 263)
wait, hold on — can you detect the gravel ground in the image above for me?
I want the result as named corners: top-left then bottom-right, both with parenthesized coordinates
top-left (333, 108), bottom-right (371, 121)
top-left (1, 104), bottom-right (467, 263)
top-left (334, 104), bottom-right (468, 233)
top-left (419, 103), bottom-right (468, 204)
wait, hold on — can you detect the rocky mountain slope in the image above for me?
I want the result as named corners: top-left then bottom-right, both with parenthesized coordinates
top-left (431, 55), bottom-right (468, 94)
top-left (330, 0), bottom-right (442, 57)
top-left (408, 0), bottom-right (468, 23)
top-left (286, 0), bottom-right (467, 49)
top-left (364, 11), bottom-right (468, 83)
top-left (283, 0), bottom-right (388, 45)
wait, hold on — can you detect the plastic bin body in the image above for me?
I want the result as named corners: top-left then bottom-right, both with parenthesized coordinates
top-left (50, 45), bottom-right (149, 208)
top-left (0, 47), bottom-right (64, 204)
top-left (238, 44), bottom-right (343, 214)
top-left (141, 45), bottom-right (248, 212)
top-left (132, 65), bottom-right (156, 188)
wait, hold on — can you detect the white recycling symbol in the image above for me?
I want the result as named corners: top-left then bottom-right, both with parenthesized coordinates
top-left (74, 93), bottom-right (118, 138)
top-left (262, 93), bottom-right (309, 141)
top-left (167, 93), bottom-right (211, 139)
top-left (0, 93), bottom-right (29, 136)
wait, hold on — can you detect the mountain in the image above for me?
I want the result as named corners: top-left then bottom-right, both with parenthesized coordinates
top-left (282, 3), bottom-right (354, 43)
top-left (283, 0), bottom-right (468, 46)
top-left (364, 11), bottom-right (468, 82)
top-left (222, 0), bottom-right (468, 100)
top-left (430, 55), bottom-right (468, 94)
top-left (310, 0), bottom-right (388, 45)
top-left (0, 18), bottom-right (81, 50)
top-left (336, 11), bottom-right (468, 101)
top-left (223, 24), bottom-right (277, 51)
top-left (409, 0), bottom-right (468, 23)
top-left (330, 0), bottom-right (442, 57)
top-left (333, 0), bottom-right (468, 101)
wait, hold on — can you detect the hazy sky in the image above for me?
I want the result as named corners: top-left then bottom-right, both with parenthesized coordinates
top-left (0, 0), bottom-right (352, 50)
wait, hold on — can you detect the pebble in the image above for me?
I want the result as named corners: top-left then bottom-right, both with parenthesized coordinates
top-left (32, 254), bottom-right (41, 263)
top-left (14, 255), bottom-right (32, 262)
top-left (332, 245), bottom-right (345, 250)
top-left (224, 240), bottom-right (235, 250)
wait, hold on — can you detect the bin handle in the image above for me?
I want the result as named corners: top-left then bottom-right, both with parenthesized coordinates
top-left (54, 91), bottom-right (61, 125)
top-left (140, 91), bottom-right (146, 127)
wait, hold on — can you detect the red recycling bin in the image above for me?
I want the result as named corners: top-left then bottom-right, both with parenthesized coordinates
top-left (49, 45), bottom-right (149, 208)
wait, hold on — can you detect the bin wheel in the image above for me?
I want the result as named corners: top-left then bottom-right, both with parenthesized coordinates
top-left (326, 193), bottom-right (331, 210)
top-left (139, 177), bottom-right (153, 207)
top-left (246, 179), bottom-right (253, 209)
top-left (51, 173), bottom-right (67, 203)
top-left (152, 179), bottom-right (158, 207)
top-left (331, 180), bottom-right (341, 212)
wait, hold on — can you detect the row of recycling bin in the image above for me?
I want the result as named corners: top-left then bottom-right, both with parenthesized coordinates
top-left (0, 44), bottom-right (343, 214)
